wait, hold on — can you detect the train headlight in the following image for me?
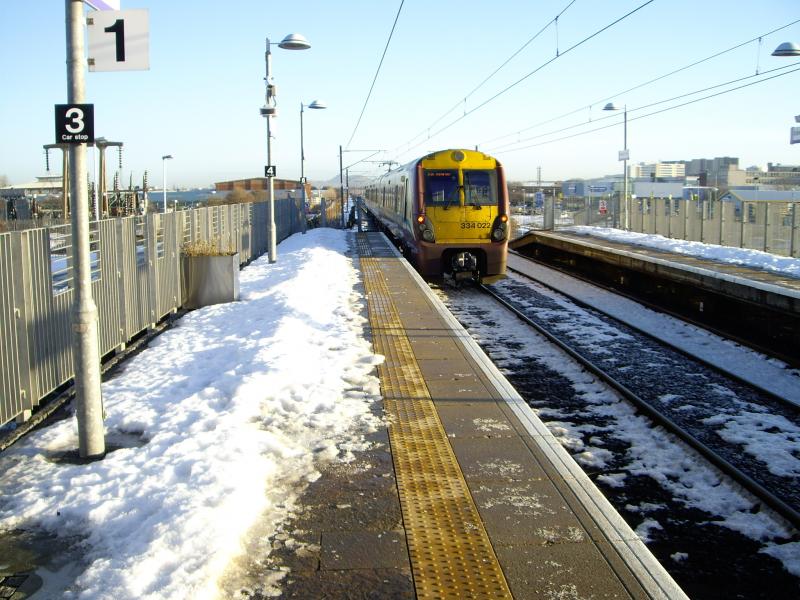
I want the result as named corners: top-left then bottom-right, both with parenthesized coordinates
top-left (417, 215), bottom-right (435, 242)
top-left (491, 216), bottom-right (508, 241)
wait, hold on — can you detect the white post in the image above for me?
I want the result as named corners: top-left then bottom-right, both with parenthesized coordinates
top-left (300, 101), bottom-right (307, 233)
top-left (264, 38), bottom-right (277, 262)
top-left (66, 0), bottom-right (105, 458)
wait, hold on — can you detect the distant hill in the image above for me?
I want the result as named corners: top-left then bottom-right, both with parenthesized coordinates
top-left (311, 173), bottom-right (374, 190)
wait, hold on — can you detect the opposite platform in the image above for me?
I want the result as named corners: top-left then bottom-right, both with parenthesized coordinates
top-left (357, 231), bottom-right (687, 599)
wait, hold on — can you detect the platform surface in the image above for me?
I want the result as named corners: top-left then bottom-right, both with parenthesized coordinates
top-left (347, 231), bottom-right (687, 599)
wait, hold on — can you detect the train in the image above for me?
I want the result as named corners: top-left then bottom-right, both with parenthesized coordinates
top-left (363, 148), bottom-right (509, 283)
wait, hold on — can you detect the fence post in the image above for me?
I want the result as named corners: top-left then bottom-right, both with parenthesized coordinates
top-left (114, 218), bottom-right (128, 347)
top-left (172, 211), bottom-right (181, 311)
top-left (146, 213), bottom-right (159, 329)
top-left (9, 231), bottom-right (35, 422)
top-left (740, 203), bottom-right (746, 249)
top-left (764, 202), bottom-right (769, 253)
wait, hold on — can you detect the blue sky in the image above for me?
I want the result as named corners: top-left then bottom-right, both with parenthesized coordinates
top-left (2, 1), bottom-right (799, 188)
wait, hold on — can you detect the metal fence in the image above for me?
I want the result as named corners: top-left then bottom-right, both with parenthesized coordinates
top-left (1, 198), bottom-right (306, 427)
top-left (520, 196), bottom-right (799, 258)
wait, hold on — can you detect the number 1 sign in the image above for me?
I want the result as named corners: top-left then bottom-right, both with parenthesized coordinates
top-left (87, 9), bottom-right (149, 72)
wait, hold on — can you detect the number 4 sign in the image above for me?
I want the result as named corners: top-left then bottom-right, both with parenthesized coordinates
top-left (87, 9), bottom-right (149, 72)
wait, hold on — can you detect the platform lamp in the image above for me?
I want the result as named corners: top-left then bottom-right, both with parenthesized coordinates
top-left (603, 102), bottom-right (629, 229)
top-left (771, 41), bottom-right (800, 57)
top-left (161, 155), bottom-right (173, 213)
top-left (301, 100), bottom-right (327, 225)
top-left (261, 33), bottom-right (311, 263)
top-left (772, 42), bottom-right (800, 148)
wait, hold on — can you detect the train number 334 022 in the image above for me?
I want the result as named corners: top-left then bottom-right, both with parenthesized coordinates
top-left (460, 222), bottom-right (491, 229)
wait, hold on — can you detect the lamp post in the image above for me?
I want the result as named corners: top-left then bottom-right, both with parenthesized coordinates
top-left (300, 99), bottom-right (327, 225)
top-left (603, 102), bottom-right (629, 229)
top-left (162, 154), bottom-right (172, 213)
top-left (261, 33), bottom-right (311, 263)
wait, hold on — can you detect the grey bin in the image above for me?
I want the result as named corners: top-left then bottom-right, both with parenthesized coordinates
top-left (181, 253), bottom-right (240, 309)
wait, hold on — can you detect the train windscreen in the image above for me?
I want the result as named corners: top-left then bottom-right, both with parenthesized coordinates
top-left (464, 170), bottom-right (497, 206)
top-left (424, 170), bottom-right (459, 206)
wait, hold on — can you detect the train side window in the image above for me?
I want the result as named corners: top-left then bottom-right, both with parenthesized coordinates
top-left (424, 170), bottom-right (459, 205)
top-left (464, 170), bottom-right (497, 206)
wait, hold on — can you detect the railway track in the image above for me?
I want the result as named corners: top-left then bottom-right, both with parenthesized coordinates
top-left (477, 272), bottom-right (800, 531)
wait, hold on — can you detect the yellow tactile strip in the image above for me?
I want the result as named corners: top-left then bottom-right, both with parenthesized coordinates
top-left (359, 240), bottom-right (512, 598)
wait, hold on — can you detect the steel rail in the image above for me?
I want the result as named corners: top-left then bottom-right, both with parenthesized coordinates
top-left (478, 282), bottom-right (800, 531)
top-left (508, 247), bottom-right (798, 368)
top-left (507, 251), bottom-right (799, 411)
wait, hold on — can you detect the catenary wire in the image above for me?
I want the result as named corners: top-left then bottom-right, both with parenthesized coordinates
top-left (345, 0), bottom-right (405, 150)
top-left (393, 0), bottom-right (579, 155)
top-left (390, 0), bottom-right (657, 163)
top-left (479, 18), bottom-right (800, 148)
top-left (493, 65), bottom-right (800, 154)
top-left (486, 61), bottom-right (800, 152)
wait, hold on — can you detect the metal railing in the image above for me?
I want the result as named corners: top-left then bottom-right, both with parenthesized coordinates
top-left (1, 198), bottom-right (307, 427)
top-left (516, 196), bottom-right (799, 258)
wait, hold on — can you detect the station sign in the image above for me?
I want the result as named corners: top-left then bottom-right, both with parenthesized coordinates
top-left (54, 104), bottom-right (95, 145)
top-left (265, 165), bottom-right (277, 178)
top-left (618, 149), bottom-right (630, 161)
top-left (87, 9), bottom-right (149, 71)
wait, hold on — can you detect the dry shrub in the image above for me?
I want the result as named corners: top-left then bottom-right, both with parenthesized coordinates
top-left (181, 236), bottom-right (236, 256)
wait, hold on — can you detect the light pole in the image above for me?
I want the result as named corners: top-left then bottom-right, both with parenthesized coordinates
top-left (261, 33), bottom-right (311, 263)
top-left (603, 102), bottom-right (629, 229)
top-left (300, 100), bottom-right (327, 225)
top-left (162, 154), bottom-right (172, 213)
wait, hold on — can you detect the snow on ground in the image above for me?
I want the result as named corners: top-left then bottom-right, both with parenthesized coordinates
top-left (0, 229), bottom-right (384, 599)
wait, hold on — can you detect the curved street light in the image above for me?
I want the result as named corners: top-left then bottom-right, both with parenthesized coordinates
top-left (300, 99), bottom-right (327, 225)
top-left (262, 33), bottom-right (311, 263)
top-left (772, 41), bottom-right (800, 57)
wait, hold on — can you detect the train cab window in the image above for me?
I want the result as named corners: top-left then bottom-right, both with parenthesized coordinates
top-left (464, 170), bottom-right (497, 206)
top-left (424, 170), bottom-right (459, 206)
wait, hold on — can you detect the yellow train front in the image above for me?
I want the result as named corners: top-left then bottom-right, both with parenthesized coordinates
top-left (364, 149), bottom-right (509, 283)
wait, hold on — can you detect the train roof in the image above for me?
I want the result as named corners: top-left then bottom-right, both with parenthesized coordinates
top-left (374, 149), bottom-right (500, 182)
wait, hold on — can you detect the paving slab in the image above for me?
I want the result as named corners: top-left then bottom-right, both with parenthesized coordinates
top-left (320, 531), bottom-right (408, 571)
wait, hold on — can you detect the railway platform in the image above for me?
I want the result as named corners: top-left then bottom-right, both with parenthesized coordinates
top-left (283, 230), bottom-right (685, 599)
